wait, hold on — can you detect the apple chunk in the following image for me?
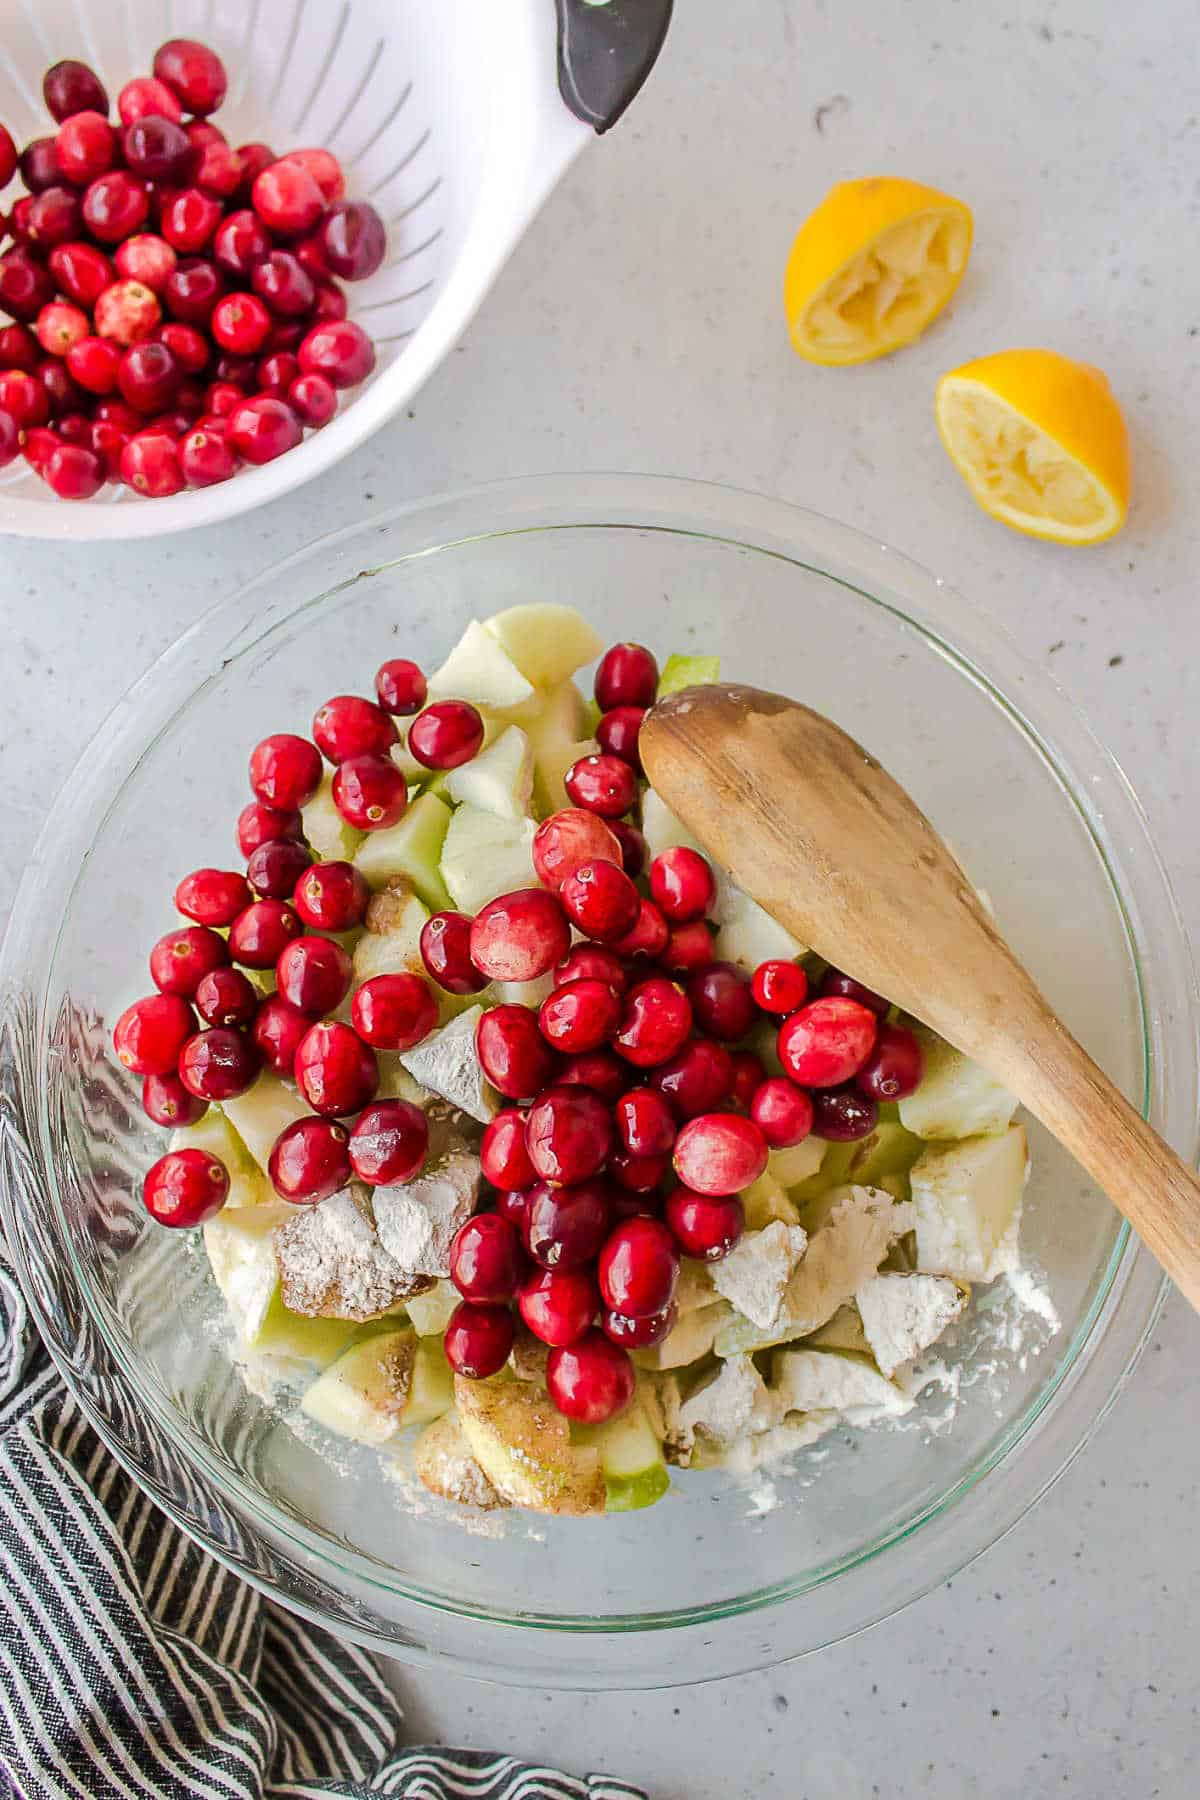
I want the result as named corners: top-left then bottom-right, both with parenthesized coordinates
top-left (483, 603), bottom-right (604, 690)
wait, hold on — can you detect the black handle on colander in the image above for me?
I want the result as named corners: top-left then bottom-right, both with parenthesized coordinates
top-left (555, 0), bottom-right (674, 133)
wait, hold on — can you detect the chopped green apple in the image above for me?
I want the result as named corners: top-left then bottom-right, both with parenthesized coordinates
top-left (640, 787), bottom-right (702, 860)
top-left (524, 681), bottom-right (590, 816)
top-left (351, 888), bottom-right (430, 986)
top-left (399, 1008), bottom-right (497, 1123)
top-left (898, 1025), bottom-right (1019, 1140)
top-left (767, 1138), bottom-right (826, 1190)
top-left (443, 726), bottom-right (533, 820)
top-left (533, 735), bottom-right (597, 819)
top-left (712, 870), bottom-right (807, 969)
top-left (300, 1328), bottom-right (453, 1445)
top-left (440, 805), bottom-right (536, 912)
top-left (427, 620), bottom-right (537, 718)
top-left (302, 772), bottom-right (365, 863)
top-left (573, 1394), bottom-right (669, 1512)
top-left (804, 1303), bottom-right (870, 1355)
top-left (483, 604), bottom-right (604, 691)
top-left (412, 1412), bottom-right (505, 1509)
top-left (455, 1376), bottom-right (605, 1515)
top-left (203, 1204), bottom-right (355, 1366)
top-left (221, 1073), bottom-right (310, 1174)
top-left (741, 1173), bottom-right (801, 1231)
top-left (910, 1123), bottom-right (1028, 1283)
top-left (632, 1299), bottom-right (732, 1371)
top-left (657, 652), bottom-right (720, 698)
top-left (793, 1120), bottom-right (923, 1211)
top-left (405, 1279), bottom-right (459, 1337)
top-left (771, 1347), bottom-right (914, 1426)
top-left (353, 792), bottom-right (453, 909)
top-left (171, 1108), bottom-right (269, 1208)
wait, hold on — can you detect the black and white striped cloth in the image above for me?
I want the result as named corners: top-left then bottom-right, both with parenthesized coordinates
top-left (0, 1250), bottom-right (646, 1800)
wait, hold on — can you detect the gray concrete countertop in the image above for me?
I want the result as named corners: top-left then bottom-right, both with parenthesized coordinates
top-left (2, 2), bottom-right (1197, 1793)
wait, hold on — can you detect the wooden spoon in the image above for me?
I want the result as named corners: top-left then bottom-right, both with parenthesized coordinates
top-left (640, 682), bottom-right (1200, 1311)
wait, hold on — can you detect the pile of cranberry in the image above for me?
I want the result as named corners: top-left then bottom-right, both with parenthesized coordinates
top-left (0, 41), bottom-right (383, 500)
top-left (112, 639), bottom-right (925, 1428)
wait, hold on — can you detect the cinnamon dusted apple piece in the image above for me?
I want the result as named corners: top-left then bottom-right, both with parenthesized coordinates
top-left (274, 1186), bottom-right (431, 1321)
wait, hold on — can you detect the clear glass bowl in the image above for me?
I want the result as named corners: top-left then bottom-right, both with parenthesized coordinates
top-left (1, 475), bottom-right (1192, 1689)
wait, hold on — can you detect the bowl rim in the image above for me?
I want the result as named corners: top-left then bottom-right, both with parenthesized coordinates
top-left (1, 473), bottom-right (1191, 1682)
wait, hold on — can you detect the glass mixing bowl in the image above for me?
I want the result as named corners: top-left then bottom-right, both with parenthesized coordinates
top-left (1, 475), bottom-right (1192, 1688)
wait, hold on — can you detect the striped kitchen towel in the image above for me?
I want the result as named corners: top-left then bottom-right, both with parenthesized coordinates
top-left (0, 1250), bottom-right (647, 1800)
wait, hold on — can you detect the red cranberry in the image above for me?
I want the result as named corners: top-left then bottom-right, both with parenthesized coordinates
top-left (444, 1301), bottom-right (514, 1379)
top-left (211, 293), bottom-right (271, 356)
top-left (204, 380), bottom-right (244, 416)
top-left (252, 249), bottom-right (315, 317)
top-left (751, 959), bottom-right (809, 1015)
top-left (149, 925), bottom-right (229, 997)
top-left (470, 888), bottom-right (570, 984)
top-left (163, 258), bottom-right (225, 324)
top-left (0, 370), bottom-right (48, 427)
top-left (56, 413), bottom-right (93, 447)
top-left (289, 371), bottom-right (336, 427)
top-left (609, 1149), bottom-right (670, 1195)
top-left (213, 208), bottom-right (271, 277)
top-left (751, 1077), bottom-right (815, 1148)
top-left (819, 966), bottom-right (890, 1016)
top-left (249, 733), bottom-right (322, 809)
top-left (118, 77), bottom-right (182, 126)
top-left (92, 280), bottom-right (159, 346)
top-left (598, 1216), bottom-right (679, 1317)
top-left (252, 159), bottom-right (324, 235)
top-left (311, 281), bottom-right (347, 323)
top-left (664, 1189), bottom-right (745, 1261)
top-left (42, 442), bottom-right (104, 498)
top-left (44, 60), bottom-right (108, 123)
top-left (560, 860), bottom-right (641, 943)
top-left (153, 39), bottom-right (228, 116)
top-left (251, 993), bottom-right (310, 1074)
top-left (476, 1005), bottom-right (559, 1100)
top-left (120, 427), bottom-right (183, 495)
top-left (83, 171), bottom-right (149, 242)
top-left (519, 1267), bottom-right (597, 1347)
top-left (122, 116), bottom-right (191, 184)
top-left (195, 139), bottom-right (242, 199)
top-left (595, 642), bottom-right (658, 710)
top-left (66, 335), bottom-right (120, 394)
top-left (27, 186), bottom-right (83, 248)
top-left (312, 693), bottom-right (398, 763)
top-left (246, 837), bottom-right (311, 900)
top-left (115, 234), bottom-right (177, 294)
top-left (161, 188), bottom-right (221, 253)
top-left (595, 705), bottom-right (645, 769)
top-left (320, 201), bottom-right (387, 282)
top-left (555, 944), bottom-right (628, 992)
top-left (89, 417), bottom-right (130, 477)
top-left (36, 357), bottom-right (87, 418)
top-left (158, 322), bottom-right (209, 372)
top-left (297, 318), bottom-right (375, 388)
top-left (532, 808), bottom-right (623, 891)
top-left (195, 966), bottom-right (259, 1029)
top-left (812, 1085), bottom-right (879, 1141)
top-left (854, 1022), bottom-right (924, 1102)
top-left (286, 147), bottom-right (344, 203)
top-left (420, 912), bottom-right (488, 995)
top-left (0, 251), bottom-right (55, 323)
top-left (778, 996), bottom-right (879, 1088)
top-left (348, 1098), bottom-right (428, 1186)
top-left (615, 1087), bottom-right (676, 1156)
top-left (119, 341), bottom-right (180, 413)
top-left (227, 899), bottom-right (302, 968)
top-left (407, 700), bottom-right (484, 770)
top-left (557, 1050), bottom-right (627, 1104)
top-left (142, 1070), bottom-right (207, 1128)
top-left (546, 1331), bottom-right (634, 1423)
top-left (525, 1178), bottom-right (613, 1271)
top-left (268, 1116), bottom-right (351, 1204)
top-left (496, 1188), bottom-right (531, 1231)
top-left (652, 1038), bottom-right (733, 1119)
top-left (480, 1109), bottom-right (536, 1191)
top-left (0, 126), bottom-right (15, 188)
top-left (175, 866), bottom-right (252, 925)
top-left (276, 936), bottom-right (352, 1016)
top-left (0, 324), bottom-right (39, 372)
top-left (614, 822), bottom-right (648, 878)
top-left (112, 993), bottom-right (194, 1075)
top-left (22, 427), bottom-right (61, 474)
top-left (55, 112), bottom-right (116, 186)
top-left (293, 862), bottom-right (367, 933)
top-left (525, 1087), bottom-right (613, 1184)
top-left (332, 752), bottom-right (407, 830)
top-left (672, 1112), bottom-right (767, 1196)
top-left (538, 978), bottom-right (622, 1054)
top-left (179, 424), bottom-right (237, 486)
top-left (22, 137), bottom-right (64, 194)
top-left (613, 977), bottom-right (692, 1068)
top-left (565, 753), bottom-right (637, 820)
top-left (350, 972), bottom-right (436, 1054)
top-left (649, 847), bottom-right (715, 924)
top-left (227, 395), bottom-right (302, 464)
top-left (602, 1303), bottom-right (676, 1348)
top-left (729, 1049), bottom-right (766, 1111)
top-left (8, 196), bottom-right (37, 243)
top-left (256, 351), bottom-right (300, 398)
top-left (143, 1147), bottom-right (228, 1227)
top-left (450, 1212), bottom-right (524, 1303)
top-left (610, 898), bottom-right (670, 962)
top-left (688, 962), bottom-right (756, 1042)
top-left (295, 1020), bottom-right (378, 1116)
top-left (0, 411), bottom-right (19, 469)
top-left (237, 800), bottom-right (302, 858)
top-left (178, 1026), bottom-right (261, 1101)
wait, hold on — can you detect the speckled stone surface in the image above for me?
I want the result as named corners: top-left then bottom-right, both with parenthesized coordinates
top-left (3, 1), bottom-right (1198, 1793)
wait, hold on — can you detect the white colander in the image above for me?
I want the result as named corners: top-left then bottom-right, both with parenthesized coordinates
top-left (0, 0), bottom-right (670, 539)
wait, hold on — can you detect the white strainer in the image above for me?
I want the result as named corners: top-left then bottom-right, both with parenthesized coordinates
top-left (0, 0), bottom-right (670, 538)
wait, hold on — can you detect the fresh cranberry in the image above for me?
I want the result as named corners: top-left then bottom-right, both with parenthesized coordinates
top-left (178, 1027), bottom-right (261, 1101)
top-left (294, 1020), bottom-right (378, 1116)
top-left (93, 397), bottom-right (142, 427)
top-left (250, 249), bottom-right (314, 318)
top-left (778, 996), bottom-right (878, 1087)
top-left (593, 705), bottom-right (643, 772)
top-left (237, 800), bottom-right (302, 858)
top-left (751, 1077), bottom-right (815, 1148)
top-left (252, 159), bottom-right (324, 235)
top-left (293, 231), bottom-right (330, 279)
top-left (0, 126), bottom-right (15, 188)
top-left (37, 357), bottom-right (87, 417)
top-left (204, 380), bottom-right (244, 417)
top-left (0, 411), bottom-right (19, 470)
top-left (95, 279), bottom-right (161, 344)
top-left (195, 966), bottom-right (259, 1029)
top-left (525, 1178), bottom-right (613, 1271)
top-left (42, 442), bottom-right (103, 499)
top-left (598, 1216), bottom-right (679, 1318)
top-left (554, 943), bottom-right (628, 991)
top-left (318, 199), bottom-right (386, 280)
top-left (557, 1050), bottom-right (627, 1103)
top-left (82, 171), bottom-right (149, 243)
top-left (407, 700), bottom-right (484, 770)
top-left (195, 139), bottom-right (241, 199)
top-left (819, 966), bottom-right (890, 1016)
top-left (120, 427), bottom-right (183, 496)
top-left (55, 112), bottom-right (116, 186)
top-left (119, 341), bottom-right (181, 413)
top-left (158, 321), bottom-right (209, 372)
top-left (22, 427), bottom-right (60, 474)
top-left (268, 1115), bottom-right (351, 1204)
top-left (8, 196), bottom-right (37, 243)
top-left (264, 319), bottom-right (305, 355)
top-left (211, 292), bottom-right (271, 356)
top-left (185, 121), bottom-right (225, 152)
top-left (179, 424), bottom-right (237, 486)
top-left (175, 867), bottom-right (252, 924)
top-left (291, 864), bottom-right (366, 936)
top-left (235, 142), bottom-right (277, 199)
top-left (532, 807), bottom-right (622, 891)
top-left (350, 973), bottom-right (437, 1054)
top-left (672, 1112), bottom-right (767, 1196)
top-left (0, 370), bottom-right (48, 427)
top-left (614, 977), bottom-right (692, 1068)
top-left (27, 186), bottom-right (83, 248)
top-left (311, 281), bottom-right (347, 323)
top-left (687, 962), bottom-right (756, 1042)
top-left (161, 187), bottom-right (221, 253)
top-left (112, 993), bottom-right (194, 1075)
top-left (547, 1331), bottom-right (634, 1423)
top-left (812, 1085), bottom-right (879, 1141)
top-left (256, 351), bottom-right (300, 398)
top-left (525, 1087), bottom-right (613, 1184)
top-left (115, 234), bottom-right (177, 294)
top-left (647, 849), bottom-right (713, 925)
top-left (652, 1038), bottom-right (733, 1118)
top-left (251, 993), bottom-right (311, 1074)
top-left (331, 752), bottom-right (407, 830)
top-left (610, 898), bottom-right (670, 961)
top-left (249, 733), bottom-right (322, 809)
top-left (609, 1149), bottom-right (670, 1195)
top-left (143, 1147), bottom-right (228, 1227)
top-left (297, 318), bottom-right (375, 388)
top-left (246, 837), bottom-right (311, 899)
top-left (213, 208), bottom-right (271, 277)
top-left (286, 147), bottom-right (345, 204)
top-left (276, 936), bottom-right (352, 1016)
top-left (44, 60), bottom-right (108, 123)
top-left (162, 257), bottom-right (225, 324)
top-left (564, 753), bottom-right (636, 819)
top-left (444, 1301), bottom-right (514, 1379)
top-left (0, 324), bottom-right (38, 372)
top-left (227, 395), bottom-right (302, 464)
top-left (595, 642), bottom-right (658, 710)
top-left (664, 1188), bottom-right (745, 1261)
top-left (470, 888), bottom-right (570, 984)
top-left (56, 414), bottom-right (92, 448)
top-left (0, 251), bottom-right (55, 322)
top-left (19, 138), bottom-right (61, 193)
top-left (854, 1022), bottom-right (924, 1101)
top-left (288, 371), bottom-right (336, 427)
top-left (420, 912), bottom-right (488, 995)
top-left (480, 1109), bottom-right (536, 1191)
top-left (519, 1266), bottom-right (597, 1347)
top-left (142, 1070), bottom-right (207, 1128)
top-left (450, 1212), bottom-right (524, 1303)
top-left (750, 959), bottom-right (809, 1015)
top-left (66, 335), bottom-right (120, 394)
top-left (86, 416), bottom-right (129, 475)
top-left (312, 693), bottom-right (398, 764)
top-left (348, 1098), bottom-right (428, 1186)
top-left (537, 978), bottom-right (622, 1054)
top-left (153, 39), bottom-right (228, 115)
top-left (560, 860), bottom-right (641, 943)
top-left (227, 899), bottom-right (302, 968)
top-left (602, 1303), bottom-right (676, 1348)
top-left (476, 1005), bottom-right (559, 1100)
top-left (729, 1049), bottom-right (766, 1110)
top-left (615, 1087), bottom-right (676, 1156)
top-left (121, 116), bottom-right (191, 184)
top-left (496, 1188), bottom-right (531, 1231)
top-left (149, 924), bottom-right (229, 997)
top-left (118, 77), bottom-right (183, 126)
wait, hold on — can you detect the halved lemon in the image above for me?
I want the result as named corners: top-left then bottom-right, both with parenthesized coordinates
top-left (935, 350), bottom-right (1130, 545)
top-left (784, 176), bottom-right (973, 366)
